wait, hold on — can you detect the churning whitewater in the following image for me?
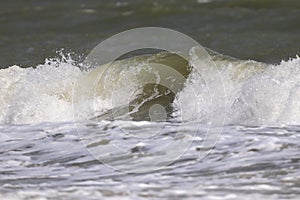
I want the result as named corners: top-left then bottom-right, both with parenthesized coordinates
top-left (0, 50), bottom-right (299, 125)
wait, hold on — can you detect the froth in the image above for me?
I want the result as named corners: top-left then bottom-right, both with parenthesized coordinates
top-left (1, 52), bottom-right (299, 125)
top-left (174, 55), bottom-right (300, 125)
top-left (0, 55), bottom-right (82, 124)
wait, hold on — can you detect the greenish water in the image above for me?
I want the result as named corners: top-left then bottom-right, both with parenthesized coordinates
top-left (0, 0), bottom-right (299, 67)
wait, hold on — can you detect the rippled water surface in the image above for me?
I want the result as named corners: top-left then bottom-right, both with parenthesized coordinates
top-left (1, 122), bottom-right (300, 199)
top-left (1, 0), bottom-right (299, 67)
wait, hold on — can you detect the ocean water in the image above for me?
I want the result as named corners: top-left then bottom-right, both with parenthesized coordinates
top-left (1, 0), bottom-right (300, 199)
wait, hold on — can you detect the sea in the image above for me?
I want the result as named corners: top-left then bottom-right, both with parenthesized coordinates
top-left (0, 0), bottom-right (300, 199)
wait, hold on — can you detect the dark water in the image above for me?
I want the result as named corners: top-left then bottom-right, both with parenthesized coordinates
top-left (0, 0), bottom-right (299, 67)
top-left (0, 0), bottom-right (300, 199)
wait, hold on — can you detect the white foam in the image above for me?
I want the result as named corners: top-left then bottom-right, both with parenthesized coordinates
top-left (1, 52), bottom-right (299, 125)
top-left (174, 55), bottom-right (300, 125)
top-left (0, 55), bottom-right (83, 124)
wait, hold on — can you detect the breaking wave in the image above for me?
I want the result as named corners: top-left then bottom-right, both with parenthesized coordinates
top-left (0, 50), bottom-right (299, 125)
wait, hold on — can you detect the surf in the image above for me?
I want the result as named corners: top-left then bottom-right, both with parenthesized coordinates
top-left (0, 50), bottom-right (299, 125)
top-left (73, 51), bottom-right (191, 122)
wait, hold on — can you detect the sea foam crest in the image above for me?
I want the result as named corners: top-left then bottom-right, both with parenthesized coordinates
top-left (1, 51), bottom-right (299, 125)
top-left (174, 55), bottom-right (300, 125)
top-left (0, 53), bottom-right (82, 124)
